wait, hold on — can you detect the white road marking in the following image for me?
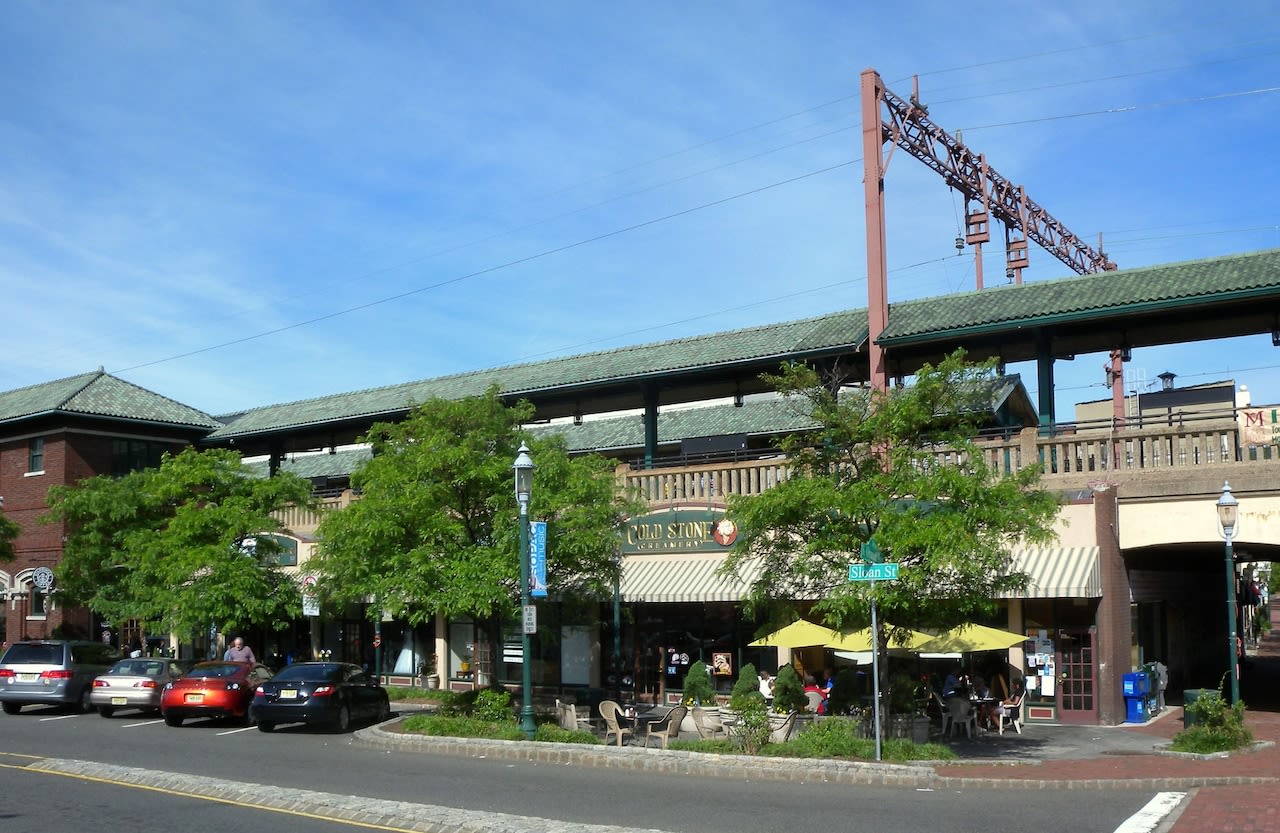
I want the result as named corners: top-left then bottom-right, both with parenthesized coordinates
top-left (1113, 791), bottom-right (1187, 833)
top-left (38, 714), bottom-right (79, 722)
top-left (216, 725), bottom-right (257, 736)
top-left (123, 719), bottom-right (165, 728)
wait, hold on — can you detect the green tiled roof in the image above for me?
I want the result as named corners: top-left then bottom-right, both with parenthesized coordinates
top-left (243, 447), bottom-right (373, 480)
top-left (534, 397), bottom-right (821, 454)
top-left (880, 248), bottom-right (1280, 343)
top-left (0, 370), bottom-right (222, 430)
top-left (208, 309), bottom-right (868, 440)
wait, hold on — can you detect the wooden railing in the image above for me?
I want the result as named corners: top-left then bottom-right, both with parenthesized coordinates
top-left (620, 419), bottom-right (1275, 506)
top-left (273, 491), bottom-right (355, 533)
top-left (273, 420), bottom-right (1277, 520)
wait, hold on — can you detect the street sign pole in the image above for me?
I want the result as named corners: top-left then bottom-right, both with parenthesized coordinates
top-left (870, 580), bottom-right (882, 762)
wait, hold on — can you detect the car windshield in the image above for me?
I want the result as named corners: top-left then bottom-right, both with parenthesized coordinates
top-left (271, 664), bottom-right (342, 682)
top-left (110, 660), bottom-right (165, 676)
top-left (185, 663), bottom-right (240, 678)
top-left (2, 644), bottom-right (62, 664)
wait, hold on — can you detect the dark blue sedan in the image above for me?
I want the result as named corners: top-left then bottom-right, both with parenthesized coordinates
top-left (250, 662), bottom-right (390, 733)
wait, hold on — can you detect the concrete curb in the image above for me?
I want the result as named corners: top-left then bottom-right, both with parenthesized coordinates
top-left (29, 756), bottom-right (674, 833)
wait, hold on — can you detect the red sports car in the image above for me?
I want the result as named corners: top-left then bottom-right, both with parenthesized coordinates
top-left (160, 661), bottom-right (273, 726)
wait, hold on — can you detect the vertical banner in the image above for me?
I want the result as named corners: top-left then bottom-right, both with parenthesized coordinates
top-left (530, 520), bottom-right (548, 598)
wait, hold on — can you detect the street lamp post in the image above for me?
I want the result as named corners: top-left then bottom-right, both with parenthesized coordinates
top-left (1216, 481), bottom-right (1241, 705)
top-left (513, 443), bottom-right (537, 739)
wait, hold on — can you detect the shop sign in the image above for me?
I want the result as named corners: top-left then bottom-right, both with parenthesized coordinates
top-left (620, 507), bottom-right (737, 554)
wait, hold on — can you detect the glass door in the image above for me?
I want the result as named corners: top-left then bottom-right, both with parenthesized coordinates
top-left (1056, 627), bottom-right (1097, 724)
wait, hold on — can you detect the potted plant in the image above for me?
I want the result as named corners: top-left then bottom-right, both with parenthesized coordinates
top-left (887, 672), bottom-right (930, 743)
top-left (681, 659), bottom-right (717, 734)
top-left (419, 654), bottom-right (440, 690)
top-left (769, 664), bottom-right (806, 742)
top-left (724, 663), bottom-right (770, 754)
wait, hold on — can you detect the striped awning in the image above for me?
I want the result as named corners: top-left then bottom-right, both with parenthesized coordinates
top-left (619, 553), bottom-right (763, 603)
top-left (999, 546), bottom-right (1102, 599)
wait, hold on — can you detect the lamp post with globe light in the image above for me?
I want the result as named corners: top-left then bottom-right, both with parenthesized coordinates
top-left (513, 443), bottom-right (537, 739)
top-left (1216, 481), bottom-right (1241, 705)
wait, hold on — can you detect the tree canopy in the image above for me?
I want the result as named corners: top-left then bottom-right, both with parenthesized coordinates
top-left (0, 510), bottom-right (17, 562)
top-left (722, 352), bottom-right (1060, 635)
top-left (45, 447), bottom-right (314, 638)
top-left (309, 387), bottom-right (639, 628)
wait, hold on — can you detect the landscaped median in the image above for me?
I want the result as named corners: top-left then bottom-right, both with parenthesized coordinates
top-left (378, 686), bottom-right (953, 774)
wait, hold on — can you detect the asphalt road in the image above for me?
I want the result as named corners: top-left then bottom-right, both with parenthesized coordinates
top-left (0, 705), bottom-right (1159, 833)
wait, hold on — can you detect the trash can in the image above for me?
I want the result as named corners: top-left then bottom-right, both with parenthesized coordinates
top-left (1124, 696), bottom-right (1148, 723)
top-left (1182, 688), bottom-right (1212, 728)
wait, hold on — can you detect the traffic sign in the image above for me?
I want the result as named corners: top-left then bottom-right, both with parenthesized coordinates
top-left (859, 539), bottom-right (883, 564)
top-left (522, 604), bottom-right (538, 635)
top-left (848, 562), bottom-right (899, 581)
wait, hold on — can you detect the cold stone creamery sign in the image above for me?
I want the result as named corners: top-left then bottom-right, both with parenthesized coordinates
top-left (621, 507), bottom-right (738, 554)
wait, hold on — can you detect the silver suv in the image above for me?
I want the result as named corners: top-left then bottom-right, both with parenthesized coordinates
top-left (0, 640), bottom-right (120, 714)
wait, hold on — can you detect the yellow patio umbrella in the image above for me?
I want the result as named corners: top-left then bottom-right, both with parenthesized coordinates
top-left (748, 619), bottom-right (844, 648)
top-left (915, 623), bottom-right (1026, 653)
top-left (749, 620), bottom-right (932, 652)
top-left (825, 626), bottom-right (933, 652)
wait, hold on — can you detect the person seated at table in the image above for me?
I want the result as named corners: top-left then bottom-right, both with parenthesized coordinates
top-left (942, 666), bottom-right (968, 698)
top-left (758, 669), bottom-right (775, 704)
top-left (803, 674), bottom-right (828, 714)
top-left (821, 667), bottom-right (836, 696)
top-left (998, 680), bottom-right (1026, 718)
top-left (971, 675), bottom-right (990, 700)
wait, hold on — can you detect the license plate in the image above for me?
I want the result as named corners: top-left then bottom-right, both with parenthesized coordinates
top-left (280, 689), bottom-right (298, 700)
top-left (111, 697), bottom-right (128, 705)
top-left (17, 673), bottom-right (37, 683)
top-left (185, 693), bottom-right (204, 704)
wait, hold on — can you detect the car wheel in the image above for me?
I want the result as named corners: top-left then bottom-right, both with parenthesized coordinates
top-left (1, 702), bottom-right (21, 715)
top-left (75, 687), bottom-right (92, 713)
top-left (332, 703), bottom-right (351, 733)
top-left (376, 696), bottom-right (391, 723)
top-left (257, 721), bottom-right (275, 733)
top-left (164, 714), bottom-right (183, 727)
top-left (98, 706), bottom-right (115, 718)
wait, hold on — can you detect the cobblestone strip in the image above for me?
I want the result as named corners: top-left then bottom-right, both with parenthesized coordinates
top-left (28, 757), bottom-right (674, 833)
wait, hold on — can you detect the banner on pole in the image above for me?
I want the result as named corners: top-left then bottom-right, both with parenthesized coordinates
top-left (531, 521), bottom-right (548, 598)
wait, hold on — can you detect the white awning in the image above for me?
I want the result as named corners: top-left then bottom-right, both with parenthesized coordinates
top-left (999, 546), bottom-right (1102, 599)
top-left (619, 553), bottom-right (763, 603)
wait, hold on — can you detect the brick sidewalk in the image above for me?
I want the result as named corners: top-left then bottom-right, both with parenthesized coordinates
top-left (932, 610), bottom-right (1280, 831)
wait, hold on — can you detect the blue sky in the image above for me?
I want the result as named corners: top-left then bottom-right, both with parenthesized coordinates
top-left (2, 1), bottom-right (1278, 421)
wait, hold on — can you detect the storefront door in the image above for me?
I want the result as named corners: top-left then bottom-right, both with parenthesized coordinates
top-left (1056, 627), bottom-right (1098, 724)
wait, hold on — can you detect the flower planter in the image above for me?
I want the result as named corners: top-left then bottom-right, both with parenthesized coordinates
top-left (768, 712), bottom-right (797, 743)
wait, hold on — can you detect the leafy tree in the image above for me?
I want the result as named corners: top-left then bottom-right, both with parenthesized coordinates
top-left (0, 510), bottom-right (16, 562)
top-left (721, 352), bottom-right (1059, 727)
top-left (45, 447), bottom-right (314, 640)
top-left (309, 387), bottom-right (639, 657)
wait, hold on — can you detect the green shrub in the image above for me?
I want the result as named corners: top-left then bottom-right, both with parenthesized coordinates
top-left (681, 660), bottom-right (716, 705)
top-left (472, 687), bottom-right (515, 723)
top-left (730, 663), bottom-right (762, 711)
top-left (767, 716), bottom-right (955, 762)
top-left (771, 664), bottom-right (806, 714)
top-left (735, 694), bottom-right (771, 755)
top-left (436, 686), bottom-right (507, 718)
top-left (535, 723), bottom-right (601, 744)
top-left (401, 713), bottom-right (526, 740)
top-left (825, 668), bottom-right (862, 716)
top-left (1170, 688), bottom-right (1252, 754)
